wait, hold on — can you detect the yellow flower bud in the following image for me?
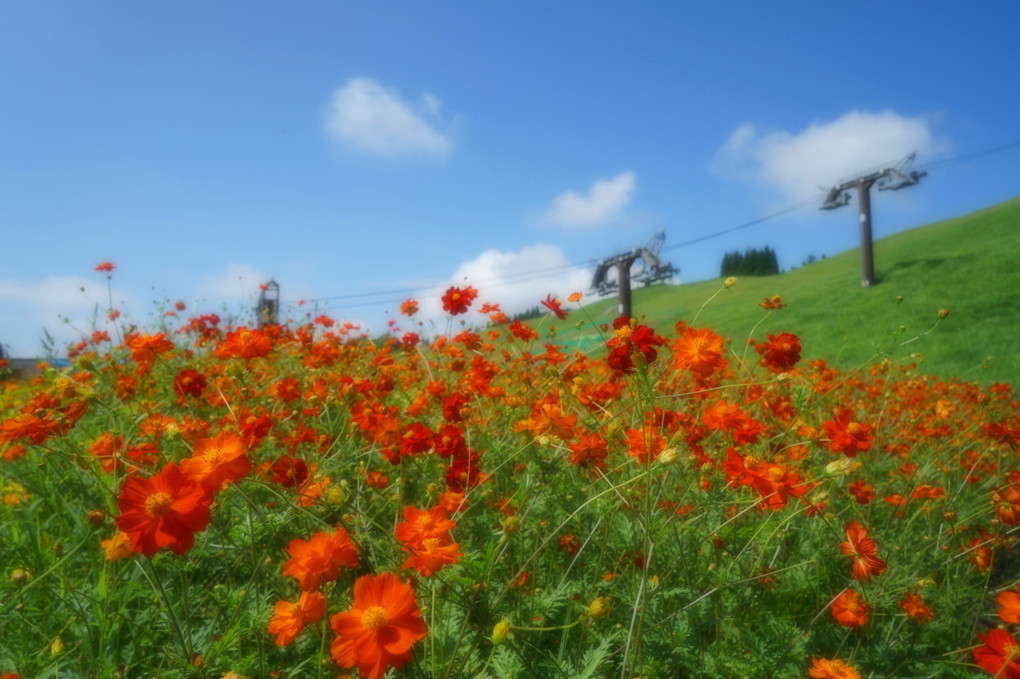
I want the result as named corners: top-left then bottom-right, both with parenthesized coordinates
top-left (491, 619), bottom-right (511, 645)
top-left (587, 597), bottom-right (610, 618)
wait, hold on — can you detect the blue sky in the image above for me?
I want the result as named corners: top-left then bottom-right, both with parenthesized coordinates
top-left (2, 2), bottom-right (1018, 356)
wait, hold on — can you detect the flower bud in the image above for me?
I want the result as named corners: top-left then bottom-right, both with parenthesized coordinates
top-left (491, 619), bottom-right (511, 645)
top-left (86, 509), bottom-right (107, 527)
top-left (938, 308), bottom-right (949, 319)
top-left (503, 515), bottom-right (521, 535)
top-left (587, 596), bottom-right (610, 618)
top-left (724, 277), bottom-right (737, 288)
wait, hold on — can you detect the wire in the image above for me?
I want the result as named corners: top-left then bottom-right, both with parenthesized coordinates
top-left (279, 139), bottom-right (1020, 310)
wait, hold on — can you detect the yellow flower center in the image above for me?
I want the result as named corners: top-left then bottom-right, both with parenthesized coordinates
top-left (361, 606), bottom-right (388, 632)
top-left (202, 446), bottom-right (223, 463)
top-left (614, 325), bottom-right (633, 342)
top-left (415, 514), bottom-right (436, 530)
top-left (847, 423), bottom-right (861, 435)
top-left (422, 537), bottom-right (440, 551)
top-left (145, 491), bottom-right (172, 518)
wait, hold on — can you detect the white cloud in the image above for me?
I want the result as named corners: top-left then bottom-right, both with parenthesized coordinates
top-left (324, 77), bottom-right (454, 158)
top-left (194, 263), bottom-right (271, 304)
top-left (713, 110), bottom-right (950, 203)
top-left (0, 275), bottom-right (135, 357)
top-left (541, 171), bottom-right (637, 228)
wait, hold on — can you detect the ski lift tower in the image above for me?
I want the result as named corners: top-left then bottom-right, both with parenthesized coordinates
top-left (590, 231), bottom-right (678, 318)
top-left (820, 153), bottom-right (926, 287)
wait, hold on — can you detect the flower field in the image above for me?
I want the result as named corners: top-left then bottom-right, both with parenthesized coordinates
top-left (2, 275), bottom-right (1019, 678)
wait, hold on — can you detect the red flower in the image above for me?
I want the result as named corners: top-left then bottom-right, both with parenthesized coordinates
top-left (330, 573), bottom-right (428, 679)
top-left (173, 369), bottom-right (208, 399)
top-left (973, 629), bottom-right (1020, 678)
top-left (268, 591), bottom-right (326, 646)
top-left (847, 480), bottom-right (875, 504)
top-left (755, 332), bottom-right (801, 373)
top-left (441, 286), bottom-right (478, 315)
top-left (822, 409), bottom-right (873, 457)
top-left (283, 528), bottom-right (359, 591)
top-left (839, 520), bottom-right (887, 582)
top-left (114, 462), bottom-right (212, 557)
top-left (95, 262), bottom-right (115, 273)
top-left (541, 294), bottom-right (568, 320)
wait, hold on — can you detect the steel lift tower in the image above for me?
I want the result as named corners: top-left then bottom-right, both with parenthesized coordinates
top-left (590, 231), bottom-right (678, 319)
top-left (820, 153), bottom-right (926, 287)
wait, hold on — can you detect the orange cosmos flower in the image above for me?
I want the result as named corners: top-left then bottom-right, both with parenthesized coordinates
top-left (973, 629), bottom-right (1020, 678)
top-left (330, 573), bottom-right (427, 679)
top-left (114, 462), bottom-right (212, 557)
top-left (216, 327), bottom-right (272, 361)
top-left (759, 295), bottom-right (784, 310)
top-left (181, 431), bottom-right (251, 495)
top-left (126, 332), bottom-right (175, 364)
top-left (0, 412), bottom-right (56, 445)
top-left (394, 506), bottom-right (456, 549)
top-left (831, 588), bottom-right (869, 628)
top-left (400, 299), bottom-right (418, 316)
top-left (100, 531), bottom-right (135, 561)
top-left (568, 291), bottom-right (583, 303)
top-left (673, 325), bottom-right (726, 379)
top-left (808, 657), bottom-right (860, 679)
top-left (998, 587), bottom-right (1020, 624)
top-left (402, 536), bottom-right (463, 576)
top-left (899, 590), bottom-right (934, 623)
top-left (268, 591), bottom-right (326, 646)
top-left (839, 521), bottom-right (887, 582)
top-left (283, 528), bottom-right (359, 591)
top-left (624, 424), bottom-right (666, 465)
top-left (95, 262), bottom-right (115, 273)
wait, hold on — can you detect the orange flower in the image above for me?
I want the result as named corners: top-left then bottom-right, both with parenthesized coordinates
top-left (330, 573), bottom-right (427, 679)
top-left (831, 588), bottom-right (869, 628)
top-left (216, 328), bottom-right (272, 361)
top-left (95, 261), bottom-right (115, 272)
top-left (624, 425), bottom-right (666, 465)
top-left (0, 412), bottom-right (56, 445)
top-left (839, 521), bottom-right (887, 582)
top-left (181, 431), bottom-right (251, 495)
top-left (808, 657), bottom-right (860, 679)
top-left (394, 506), bottom-right (456, 549)
top-left (973, 628), bottom-right (1020, 678)
top-left (283, 528), bottom-right (359, 591)
top-left (672, 325), bottom-right (726, 379)
top-left (759, 295), bottom-right (784, 310)
top-left (100, 531), bottom-right (135, 561)
top-left (114, 462), bottom-right (212, 557)
top-left (400, 299), bottom-right (418, 316)
top-left (126, 332), bottom-right (175, 364)
top-left (401, 537), bottom-right (463, 576)
top-left (268, 591), bottom-right (326, 646)
top-left (899, 590), bottom-right (934, 623)
top-left (998, 587), bottom-right (1020, 624)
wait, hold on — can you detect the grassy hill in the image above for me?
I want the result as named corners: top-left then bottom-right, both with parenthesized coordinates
top-left (535, 197), bottom-right (1020, 386)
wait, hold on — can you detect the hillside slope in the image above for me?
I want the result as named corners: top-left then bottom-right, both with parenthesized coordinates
top-left (536, 197), bottom-right (1020, 386)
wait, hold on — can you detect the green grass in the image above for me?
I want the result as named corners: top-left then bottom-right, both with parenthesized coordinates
top-left (538, 197), bottom-right (1020, 386)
